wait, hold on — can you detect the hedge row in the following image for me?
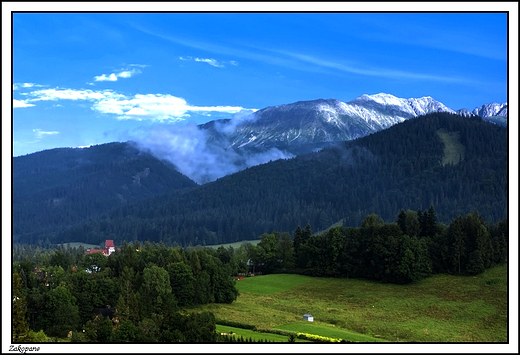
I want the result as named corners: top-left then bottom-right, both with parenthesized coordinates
top-left (256, 328), bottom-right (297, 337)
top-left (296, 332), bottom-right (344, 343)
top-left (215, 319), bottom-right (257, 330)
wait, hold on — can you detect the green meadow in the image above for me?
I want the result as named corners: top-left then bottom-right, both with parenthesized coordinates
top-left (198, 264), bottom-right (508, 342)
top-left (58, 242), bottom-right (100, 249)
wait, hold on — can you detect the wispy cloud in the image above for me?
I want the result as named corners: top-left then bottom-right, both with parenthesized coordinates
top-left (22, 88), bottom-right (124, 102)
top-left (262, 47), bottom-right (481, 85)
top-left (134, 23), bottom-right (480, 85)
top-left (352, 14), bottom-right (507, 61)
top-left (13, 83), bottom-right (47, 90)
top-left (33, 129), bottom-right (59, 140)
top-left (194, 58), bottom-right (225, 68)
top-left (13, 99), bottom-right (35, 108)
top-left (180, 56), bottom-right (234, 68)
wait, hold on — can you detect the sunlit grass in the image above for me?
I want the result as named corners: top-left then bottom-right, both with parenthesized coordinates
top-left (235, 273), bottom-right (313, 295)
top-left (198, 264), bottom-right (507, 342)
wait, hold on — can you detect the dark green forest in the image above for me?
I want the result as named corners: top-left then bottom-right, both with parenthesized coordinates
top-left (28, 112), bottom-right (507, 248)
top-left (13, 142), bottom-right (197, 242)
top-left (13, 243), bottom-right (238, 342)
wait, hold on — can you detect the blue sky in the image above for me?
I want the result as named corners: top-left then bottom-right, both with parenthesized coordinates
top-left (8, 8), bottom-right (511, 157)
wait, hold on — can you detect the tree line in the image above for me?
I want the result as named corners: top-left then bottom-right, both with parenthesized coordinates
top-left (247, 206), bottom-right (508, 284)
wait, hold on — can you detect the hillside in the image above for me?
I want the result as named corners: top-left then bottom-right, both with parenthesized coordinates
top-left (13, 142), bottom-right (198, 243)
top-left (200, 265), bottom-right (507, 342)
top-left (48, 112), bottom-right (507, 247)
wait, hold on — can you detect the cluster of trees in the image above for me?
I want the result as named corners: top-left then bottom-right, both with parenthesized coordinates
top-left (12, 242), bottom-right (238, 342)
top-left (247, 207), bottom-right (508, 284)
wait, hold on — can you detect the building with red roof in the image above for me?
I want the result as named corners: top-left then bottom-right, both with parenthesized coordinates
top-left (85, 240), bottom-right (117, 256)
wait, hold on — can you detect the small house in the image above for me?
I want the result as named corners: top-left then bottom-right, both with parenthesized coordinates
top-left (85, 239), bottom-right (117, 256)
top-left (303, 314), bottom-right (314, 322)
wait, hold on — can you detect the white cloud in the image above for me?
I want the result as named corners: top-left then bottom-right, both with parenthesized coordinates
top-left (94, 68), bottom-right (142, 81)
top-left (117, 70), bottom-right (136, 78)
top-left (13, 99), bottom-right (35, 108)
top-left (33, 129), bottom-right (59, 140)
top-left (17, 86), bottom-right (254, 122)
top-left (194, 58), bottom-right (225, 68)
top-left (92, 93), bottom-right (248, 122)
top-left (94, 73), bottom-right (118, 82)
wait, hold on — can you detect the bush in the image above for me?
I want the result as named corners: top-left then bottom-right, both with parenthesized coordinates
top-left (296, 332), bottom-right (343, 342)
top-left (27, 330), bottom-right (48, 342)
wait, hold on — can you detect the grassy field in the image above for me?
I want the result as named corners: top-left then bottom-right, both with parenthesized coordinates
top-left (198, 264), bottom-right (508, 342)
top-left (437, 128), bottom-right (466, 166)
top-left (59, 242), bottom-right (100, 249)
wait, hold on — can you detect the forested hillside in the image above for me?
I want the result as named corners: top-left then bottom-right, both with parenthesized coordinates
top-left (13, 142), bottom-right (198, 243)
top-left (48, 113), bottom-right (507, 247)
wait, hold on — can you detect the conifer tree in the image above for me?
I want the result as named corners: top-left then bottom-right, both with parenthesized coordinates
top-left (12, 272), bottom-right (29, 342)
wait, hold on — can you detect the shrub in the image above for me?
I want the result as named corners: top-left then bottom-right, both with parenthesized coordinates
top-left (27, 330), bottom-right (48, 342)
top-left (296, 332), bottom-right (343, 343)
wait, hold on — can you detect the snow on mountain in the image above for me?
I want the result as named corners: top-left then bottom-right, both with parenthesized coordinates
top-left (200, 93), bottom-right (508, 157)
top-left (223, 93), bottom-right (457, 151)
top-left (472, 102), bottom-right (508, 118)
top-left (456, 108), bottom-right (476, 117)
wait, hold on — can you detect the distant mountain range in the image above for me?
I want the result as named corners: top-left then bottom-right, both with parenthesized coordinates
top-left (201, 93), bottom-right (507, 156)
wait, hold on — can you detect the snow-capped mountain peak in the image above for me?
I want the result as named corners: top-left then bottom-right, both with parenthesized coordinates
top-left (355, 93), bottom-right (404, 106)
top-left (472, 102), bottom-right (508, 118)
top-left (201, 93), bottom-right (507, 155)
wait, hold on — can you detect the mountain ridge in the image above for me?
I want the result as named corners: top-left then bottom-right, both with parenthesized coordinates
top-left (201, 93), bottom-right (507, 157)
